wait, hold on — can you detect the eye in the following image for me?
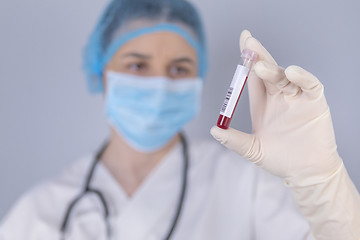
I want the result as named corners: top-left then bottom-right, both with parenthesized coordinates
top-left (169, 65), bottom-right (191, 78)
top-left (127, 62), bottom-right (148, 73)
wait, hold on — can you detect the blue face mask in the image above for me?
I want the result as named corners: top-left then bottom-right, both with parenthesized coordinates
top-left (105, 71), bottom-right (203, 152)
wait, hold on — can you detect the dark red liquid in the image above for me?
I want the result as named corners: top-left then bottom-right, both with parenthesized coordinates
top-left (216, 76), bottom-right (248, 129)
top-left (217, 114), bottom-right (231, 129)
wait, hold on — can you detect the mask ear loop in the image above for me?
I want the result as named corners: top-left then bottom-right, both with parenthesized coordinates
top-left (60, 140), bottom-right (110, 240)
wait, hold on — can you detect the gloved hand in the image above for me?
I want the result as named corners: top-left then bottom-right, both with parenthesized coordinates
top-left (212, 30), bottom-right (341, 185)
top-left (211, 30), bottom-right (360, 240)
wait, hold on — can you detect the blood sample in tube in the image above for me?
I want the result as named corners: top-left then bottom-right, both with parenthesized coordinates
top-left (217, 49), bottom-right (258, 129)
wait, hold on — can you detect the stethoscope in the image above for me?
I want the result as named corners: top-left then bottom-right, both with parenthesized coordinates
top-left (59, 133), bottom-right (189, 240)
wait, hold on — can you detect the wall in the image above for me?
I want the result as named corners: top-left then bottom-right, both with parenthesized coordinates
top-left (1, 0), bottom-right (359, 218)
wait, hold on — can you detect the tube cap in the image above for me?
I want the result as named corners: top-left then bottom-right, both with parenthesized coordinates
top-left (241, 49), bottom-right (258, 62)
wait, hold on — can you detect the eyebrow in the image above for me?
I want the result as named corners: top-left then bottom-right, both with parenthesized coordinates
top-left (121, 52), bottom-right (195, 65)
top-left (121, 52), bottom-right (152, 59)
top-left (171, 57), bottom-right (195, 65)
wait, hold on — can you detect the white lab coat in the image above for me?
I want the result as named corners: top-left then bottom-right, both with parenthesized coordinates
top-left (0, 139), bottom-right (314, 240)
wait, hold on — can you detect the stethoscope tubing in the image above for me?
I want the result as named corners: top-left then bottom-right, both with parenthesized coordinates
top-left (60, 133), bottom-right (189, 240)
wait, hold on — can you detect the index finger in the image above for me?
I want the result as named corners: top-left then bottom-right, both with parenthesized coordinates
top-left (239, 30), bottom-right (277, 66)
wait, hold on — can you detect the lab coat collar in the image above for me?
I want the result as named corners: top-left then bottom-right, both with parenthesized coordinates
top-left (91, 142), bottom-right (183, 239)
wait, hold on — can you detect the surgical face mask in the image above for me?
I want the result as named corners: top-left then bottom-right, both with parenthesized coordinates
top-left (105, 71), bottom-right (203, 152)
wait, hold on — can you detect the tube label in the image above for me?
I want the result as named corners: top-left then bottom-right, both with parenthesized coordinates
top-left (220, 64), bottom-right (250, 118)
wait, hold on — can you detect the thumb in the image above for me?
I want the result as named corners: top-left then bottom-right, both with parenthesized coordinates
top-left (210, 126), bottom-right (256, 159)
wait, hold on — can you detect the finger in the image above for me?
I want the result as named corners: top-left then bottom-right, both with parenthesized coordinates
top-left (238, 32), bottom-right (277, 122)
top-left (282, 82), bottom-right (301, 97)
top-left (239, 30), bottom-right (277, 65)
top-left (247, 70), bottom-right (267, 127)
top-left (254, 60), bottom-right (287, 95)
top-left (239, 34), bottom-right (268, 107)
top-left (240, 30), bottom-right (252, 52)
top-left (285, 65), bottom-right (322, 91)
top-left (254, 61), bottom-right (302, 97)
top-left (243, 36), bottom-right (277, 65)
top-left (210, 126), bottom-right (253, 158)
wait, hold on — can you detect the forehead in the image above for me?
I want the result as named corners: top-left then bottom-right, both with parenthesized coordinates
top-left (114, 31), bottom-right (197, 60)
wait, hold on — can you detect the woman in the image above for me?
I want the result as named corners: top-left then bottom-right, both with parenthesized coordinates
top-left (1, 0), bottom-right (359, 239)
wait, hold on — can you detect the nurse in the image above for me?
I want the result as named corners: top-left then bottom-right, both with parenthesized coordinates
top-left (1, 0), bottom-right (359, 239)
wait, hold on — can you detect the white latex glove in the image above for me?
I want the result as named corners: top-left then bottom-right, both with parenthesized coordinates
top-left (211, 30), bottom-right (360, 240)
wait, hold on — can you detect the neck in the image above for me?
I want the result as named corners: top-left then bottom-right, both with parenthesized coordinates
top-left (101, 128), bottom-right (180, 197)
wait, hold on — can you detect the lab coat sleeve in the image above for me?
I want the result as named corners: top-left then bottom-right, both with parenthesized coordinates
top-left (0, 157), bottom-right (93, 240)
top-left (0, 185), bottom-right (56, 239)
top-left (252, 168), bottom-right (315, 240)
top-left (0, 189), bottom-right (37, 239)
top-left (0, 182), bottom-right (73, 240)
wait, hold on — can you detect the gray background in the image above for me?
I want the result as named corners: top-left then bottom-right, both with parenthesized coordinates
top-left (1, 0), bottom-right (359, 219)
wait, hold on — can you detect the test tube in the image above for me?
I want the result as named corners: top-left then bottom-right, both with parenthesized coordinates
top-left (217, 49), bottom-right (258, 129)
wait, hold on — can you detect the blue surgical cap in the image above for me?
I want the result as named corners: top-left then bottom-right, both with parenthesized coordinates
top-left (83, 0), bottom-right (207, 93)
